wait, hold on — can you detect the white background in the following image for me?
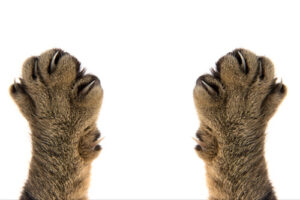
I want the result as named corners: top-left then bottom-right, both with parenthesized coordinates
top-left (0, 0), bottom-right (299, 199)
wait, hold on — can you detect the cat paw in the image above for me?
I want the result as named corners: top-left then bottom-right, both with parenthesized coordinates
top-left (193, 49), bottom-right (287, 159)
top-left (10, 49), bottom-right (103, 161)
top-left (194, 49), bottom-right (287, 130)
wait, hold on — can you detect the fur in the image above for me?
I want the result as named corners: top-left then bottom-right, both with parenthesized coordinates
top-left (193, 49), bottom-right (286, 200)
top-left (10, 48), bottom-right (286, 200)
top-left (10, 49), bottom-right (103, 200)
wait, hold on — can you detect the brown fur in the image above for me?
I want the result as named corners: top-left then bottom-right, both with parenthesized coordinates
top-left (10, 49), bottom-right (103, 200)
top-left (193, 49), bottom-right (287, 200)
top-left (10, 48), bottom-right (286, 199)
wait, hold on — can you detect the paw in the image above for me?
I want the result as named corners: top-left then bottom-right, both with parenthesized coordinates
top-left (10, 49), bottom-right (103, 160)
top-left (194, 49), bottom-right (287, 130)
top-left (10, 49), bottom-right (103, 124)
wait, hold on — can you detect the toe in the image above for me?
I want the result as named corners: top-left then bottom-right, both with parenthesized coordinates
top-left (50, 53), bottom-right (80, 86)
top-left (194, 129), bottom-right (218, 161)
top-left (195, 74), bottom-right (225, 97)
top-left (72, 75), bottom-right (103, 108)
top-left (37, 49), bottom-right (63, 84)
top-left (217, 49), bottom-right (260, 88)
top-left (79, 128), bottom-right (102, 162)
top-left (216, 53), bottom-right (245, 87)
top-left (9, 81), bottom-right (35, 120)
top-left (232, 49), bottom-right (258, 79)
top-left (261, 82), bottom-right (287, 120)
top-left (22, 56), bottom-right (39, 86)
top-left (257, 56), bottom-right (275, 84)
top-left (38, 49), bottom-right (80, 86)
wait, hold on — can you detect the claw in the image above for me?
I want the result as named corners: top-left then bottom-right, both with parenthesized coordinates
top-left (97, 136), bottom-right (105, 143)
top-left (33, 59), bottom-right (38, 79)
top-left (193, 137), bottom-right (201, 145)
top-left (80, 80), bottom-right (96, 95)
top-left (14, 79), bottom-right (17, 86)
top-left (272, 78), bottom-right (277, 85)
top-left (201, 80), bottom-right (217, 95)
top-left (12, 79), bottom-right (18, 92)
top-left (258, 60), bottom-right (264, 79)
top-left (19, 78), bottom-right (25, 85)
top-left (49, 51), bottom-right (60, 73)
top-left (210, 68), bottom-right (221, 80)
top-left (194, 139), bottom-right (204, 151)
top-left (278, 78), bottom-right (284, 92)
top-left (12, 79), bottom-right (23, 93)
top-left (237, 51), bottom-right (247, 73)
top-left (279, 78), bottom-right (283, 85)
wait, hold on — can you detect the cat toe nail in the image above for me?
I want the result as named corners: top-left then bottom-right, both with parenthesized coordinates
top-left (258, 60), bottom-right (264, 79)
top-left (33, 59), bottom-right (38, 79)
top-left (49, 51), bottom-right (60, 74)
top-left (80, 80), bottom-right (96, 95)
top-left (201, 80), bottom-right (217, 95)
top-left (12, 80), bottom-right (18, 92)
top-left (237, 51), bottom-right (247, 74)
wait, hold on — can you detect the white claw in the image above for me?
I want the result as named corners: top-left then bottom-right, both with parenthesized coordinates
top-left (50, 51), bottom-right (60, 73)
top-left (98, 137), bottom-right (105, 143)
top-left (201, 80), bottom-right (216, 95)
top-left (81, 80), bottom-right (96, 95)
top-left (13, 79), bottom-right (18, 88)
top-left (237, 51), bottom-right (247, 73)
top-left (279, 78), bottom-right (283, 88)
top-left (193, 137), bottom-right (201, 145)
top-left (12, 78), bottom-right (21, 92)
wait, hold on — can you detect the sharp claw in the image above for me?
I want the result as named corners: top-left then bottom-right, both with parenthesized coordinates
top-left (49, 51), bottom-right (60, 73)
top-left (98, 137), bottom-right (105, 143)
top-left (201, 80), bottom-right (216, 95)
top-left (279, 79), bottom-right (285, 93)
top-left (80, 80), bottom-right (96, 95)
top-left (13, 79), bottom-right (18, 92)
top-left (210, 68), bottom-right (221, 80)
top-left (237, 51), bottom-right (247, 73)
top-left (193, 137), bottom-right (201, 145)
top-left (278, 78), bottom-right (283, 90)
top-left (12, 79), bottom-right (23, 93)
